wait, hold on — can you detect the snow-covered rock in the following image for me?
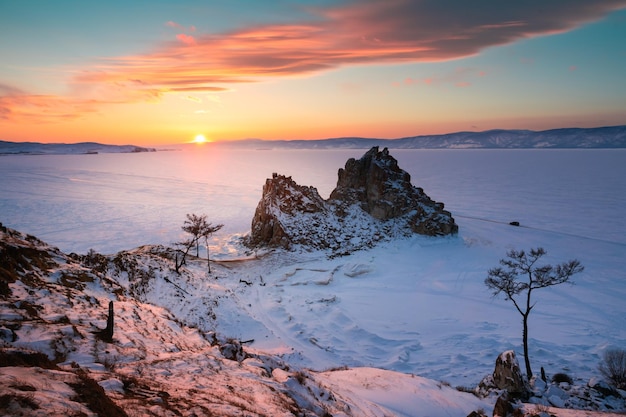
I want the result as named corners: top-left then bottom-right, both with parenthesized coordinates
top-left (478, 350), bottom-right (530, 399)
top-left (247, 147), bottom-right (457, 252)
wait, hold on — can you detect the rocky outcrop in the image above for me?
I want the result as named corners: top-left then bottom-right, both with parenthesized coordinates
top-left (478, 350), bottom-right (530, 400)
top-left (247, 147), bottom-right (457, 252)
top-left (492, 351), bottom-right (529, 397)
top-left (330, 147), bottom-right (457, 235)
top-left (248, 174), bottom-right (327, 248)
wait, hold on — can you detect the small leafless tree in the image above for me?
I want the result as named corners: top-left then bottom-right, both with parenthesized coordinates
top-left (175, 214), bottom-right (223, 274)
top-left (599, 348), bottom-right (626, 389)
top-left (485, 247), bottom-right (584, 378)
top-left (182, 213), bottom-right (206, 257)
top-left (200, 219), bottom-right (223, 274)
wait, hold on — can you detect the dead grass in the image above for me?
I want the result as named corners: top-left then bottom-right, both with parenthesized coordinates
top-left (70, 370), bottom-right (128, 417)
top-left (0, 393), bottom-right (40, 412)
top-left (0, 349), bottom-right (58, 369)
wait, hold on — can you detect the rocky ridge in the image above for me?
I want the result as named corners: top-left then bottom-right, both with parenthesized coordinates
top-left (247, 146), bottom-right (457, 252)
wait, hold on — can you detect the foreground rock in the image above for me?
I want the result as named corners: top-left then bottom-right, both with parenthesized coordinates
top-left (247, 146), bottom-right (457, 252)
top-left (474, 350), bottom-right (625, 415)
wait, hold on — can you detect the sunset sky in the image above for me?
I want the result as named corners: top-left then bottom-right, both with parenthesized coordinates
top-left (1, 0), bottom-right (626, 146)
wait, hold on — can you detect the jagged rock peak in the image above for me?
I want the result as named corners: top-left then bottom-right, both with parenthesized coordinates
top-left (248, 173), bottom-right (327, 248)
top-left (247, 147), bottom-right (457, 252)
top-left (330, 146), bottom-right (412, 219)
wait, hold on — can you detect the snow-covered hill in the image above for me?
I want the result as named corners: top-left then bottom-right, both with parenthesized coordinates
top-left (0, 140), bottom-right (156, 155)
top-left (4, 125), bottom-right (624, 154)
top-left (206, 125), bottom-right (626, 149)
top-left (1, 223), bottom-right (625, 416)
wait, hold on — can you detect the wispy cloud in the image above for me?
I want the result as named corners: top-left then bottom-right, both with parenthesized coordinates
top-left (0, 90), bottom-right (99, 123)
top-left (184, 95), bottom-right (202, 103)
top-left (176, 33), bottom-right (196, 45)
top-left (399, 67), bottom-right (487, 88)
top-left (3, 0), bottom-right (625, 123)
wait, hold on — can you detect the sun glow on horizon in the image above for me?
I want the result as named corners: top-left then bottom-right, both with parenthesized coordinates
top-left (192, 134), bottom-right (210, 144)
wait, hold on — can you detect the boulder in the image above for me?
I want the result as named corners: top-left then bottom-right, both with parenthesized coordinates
top-left (493, 351), bottom-right (530, 398)
top-left (492, 391), bottom-right (515, 417)
top-left (247, 147), bottom-right (457, 252)
top-left (588, 377), bottom-right (620, 398)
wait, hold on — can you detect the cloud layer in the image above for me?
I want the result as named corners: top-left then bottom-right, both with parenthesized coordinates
top-left (2, 0), bottom-right (625, 123)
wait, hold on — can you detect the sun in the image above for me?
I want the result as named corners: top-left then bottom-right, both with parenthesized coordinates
top-left (192, 134), bottom-right (209, 144)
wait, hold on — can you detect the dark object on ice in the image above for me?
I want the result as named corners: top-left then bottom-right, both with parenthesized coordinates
top-left (247, 147), bottom-right (457, 251)
top-left (509, 221), bottom-right (520, 226)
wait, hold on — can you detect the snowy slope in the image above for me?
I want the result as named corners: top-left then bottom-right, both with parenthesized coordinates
top-left (2, 218), bottom-right (625, 416)
top-left (0, 226), bottom-right (494, 416)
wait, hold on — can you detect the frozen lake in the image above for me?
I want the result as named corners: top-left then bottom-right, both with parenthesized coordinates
top-left (1, 148), bottom-right (624, 254)
top-left (1, 147), bottom-right (626, 387)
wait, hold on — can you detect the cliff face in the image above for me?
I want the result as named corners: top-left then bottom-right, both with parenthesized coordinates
top-left (248, 173), bottom-right (327, 248)
top-left (248, 147), bottom-right (457, 252)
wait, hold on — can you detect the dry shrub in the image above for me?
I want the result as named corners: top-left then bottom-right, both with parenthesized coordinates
top-left (599, 348), bottom-right (626, 389)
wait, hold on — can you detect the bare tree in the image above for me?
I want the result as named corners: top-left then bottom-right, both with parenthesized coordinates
top-left (176, 214), bottom-right (223, 274)
top-left (485, 247), bottom-right (584, 378)
top-left (200, 220), bottom-right (223, 273)
top-left (174, 236), bottom-right (195, 274)
top-left (182, 213), bottom-right (205, 257)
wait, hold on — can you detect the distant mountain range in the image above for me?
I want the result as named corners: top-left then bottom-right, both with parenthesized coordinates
top-left (0, 140), bottom-right (156, 155)
top-left (2, 125), bottom-right (625, 154)
top-left (217, 125), bottom-right (626, 149)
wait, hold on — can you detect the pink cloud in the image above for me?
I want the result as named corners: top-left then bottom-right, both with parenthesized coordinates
top-left (176, 33), bottom-right (196, 45)
top-left (84, 1), bottom-right (623, 92)
top-left (6, 1), bottom-right (625, 121)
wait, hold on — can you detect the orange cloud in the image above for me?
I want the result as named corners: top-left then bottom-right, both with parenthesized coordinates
top-left (0, 93), bottom-right (98, 123)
